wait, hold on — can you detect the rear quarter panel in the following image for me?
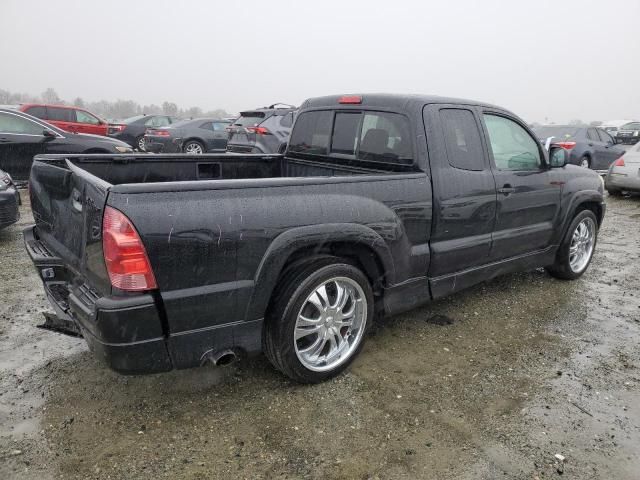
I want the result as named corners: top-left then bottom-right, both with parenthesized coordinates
top-left (107, 174), bottom-right (432, 335)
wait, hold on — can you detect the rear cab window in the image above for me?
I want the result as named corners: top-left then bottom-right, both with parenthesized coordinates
top-left (288, 110), bottom-right (414, 167)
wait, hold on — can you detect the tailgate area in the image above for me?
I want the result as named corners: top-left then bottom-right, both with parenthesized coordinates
top-left (24, 226), bottom-right (173, 374)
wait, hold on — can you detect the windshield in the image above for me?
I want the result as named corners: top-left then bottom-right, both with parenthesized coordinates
top-left (621, 122), bottom-right (640, 130)
top-left (532, 126), bottom-right (579, 139)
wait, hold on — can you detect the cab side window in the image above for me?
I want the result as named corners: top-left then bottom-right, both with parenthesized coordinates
top-left (483, 114), bottom-right (541, 170)
top-left (0, 112), bottom-right (46, 135)
top-left (440, 109), bottom-right (485, 171)
top-left (76, 110), bottom-right (100, 125)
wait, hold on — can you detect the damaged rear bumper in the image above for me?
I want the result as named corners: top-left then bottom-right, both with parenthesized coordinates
top-left (24, 226), bottom-right (173, 374)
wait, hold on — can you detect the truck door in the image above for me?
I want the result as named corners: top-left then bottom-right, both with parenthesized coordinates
top-left (479, 112), bottom-right (561, 260)
top-left (423, 105), bottom-right (497, 282)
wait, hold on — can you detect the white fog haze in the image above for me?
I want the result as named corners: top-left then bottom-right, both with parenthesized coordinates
top-left (1, 0), bottom-right (638, 122)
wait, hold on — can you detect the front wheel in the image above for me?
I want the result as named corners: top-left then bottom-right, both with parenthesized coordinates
top-left (263, 258), bottom-right (373, 383)
top-left (546, 210), bottom-right (598, 280)
top-left (135, 135), bottom-right (146, 151)
top-left (579, 156), bottom-right (591, 168)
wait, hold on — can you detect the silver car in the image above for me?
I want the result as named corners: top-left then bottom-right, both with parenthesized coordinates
top-left (605, 142), bottom-right (640, 195)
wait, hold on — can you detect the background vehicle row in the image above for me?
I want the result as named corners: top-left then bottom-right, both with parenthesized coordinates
top-left (532, 125), bottom-right (625, 170)
top-left (0, 108), bottom-right (132, 180)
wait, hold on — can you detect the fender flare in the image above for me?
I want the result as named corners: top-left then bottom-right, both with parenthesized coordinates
top-left (244, 223), bottom-right (396, 321)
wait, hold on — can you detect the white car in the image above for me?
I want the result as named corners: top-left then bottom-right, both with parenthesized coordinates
top-left (605, 141), bottom-right (640, 195)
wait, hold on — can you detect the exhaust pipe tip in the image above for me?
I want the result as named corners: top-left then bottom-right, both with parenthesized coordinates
top-left (214, 351), bottom-right (237, 366)
top-left (201, 349), bottom-right (238, 367)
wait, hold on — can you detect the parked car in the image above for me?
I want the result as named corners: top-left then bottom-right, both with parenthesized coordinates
top-left (226, 104), bottom-right (296, 154)
top-left (532, 125), bottom-right (625, 170)
top-left (26, 93), bottom-right (605, 383)
top-left (0, 168), bottom-right (20, 230)
top-left (0, 108), bottom-right (133, 180)
top-left (18, 104), bottom-right (109, 136)
top-left (605, 141), bottom-right (640, 195)
top-left (144, 118), bottom-right (231, 154)
top-left (615, 121), bottom-right (640, 145)
top-left (600, 119), bottom-right (635, 140)
top-left (108, 115), bottom-right (181, 151)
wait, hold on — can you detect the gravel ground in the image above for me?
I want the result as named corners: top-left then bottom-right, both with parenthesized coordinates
top-left (1, 192), bottom-right (639, 480)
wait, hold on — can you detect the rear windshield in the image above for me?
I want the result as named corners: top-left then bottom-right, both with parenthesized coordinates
top-left (532, 126), bottom-right (579, 139)
top-left (121, 115), bottom-right (145, 124)
top-left (234, 112), bottom-right (267, 126)
top-left (289, 110), bottom-right (413, 165)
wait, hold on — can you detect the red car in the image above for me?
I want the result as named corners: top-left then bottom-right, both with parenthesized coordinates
top-left (18, 104), bottom-right (109, 136)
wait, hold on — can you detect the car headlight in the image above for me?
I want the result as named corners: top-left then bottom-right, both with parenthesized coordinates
top-left (115, 145), bottom-right (133, 153)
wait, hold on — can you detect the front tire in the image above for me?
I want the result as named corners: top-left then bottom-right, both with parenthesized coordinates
top-left (607, 188), bottom-right (622, 196)
top-left (263, 257), bottom-right (373, 383)
top-left (135, 135), bottom-right (145, 151)
top-left (546, 210), bottom-right (598, 280)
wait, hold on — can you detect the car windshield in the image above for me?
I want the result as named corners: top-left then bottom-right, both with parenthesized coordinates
top-left (621, 122), bottom-right (640, 130)
top-left (532, 126), bottom-right (579, 139)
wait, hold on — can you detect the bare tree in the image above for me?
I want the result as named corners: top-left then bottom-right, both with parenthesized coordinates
top-left (162, 101), bottom-right (178, 116)
top-left (73, 97), bottom-right (85, 108)
top-left (42, 88), bottom-right (61, 104)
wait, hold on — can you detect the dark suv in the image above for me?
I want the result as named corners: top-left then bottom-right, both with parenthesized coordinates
top-left (226, 104), bottom-right (296, 154)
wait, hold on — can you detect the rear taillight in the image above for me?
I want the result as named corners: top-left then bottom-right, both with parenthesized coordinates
top-left (614, 157), bottom-right (625, 167)
top-left (556, 141), bottom-right (576, 150)
top-left (245, 126), bottom-right (270, 135)
top-left (102, 206), bottom-right (157, 291)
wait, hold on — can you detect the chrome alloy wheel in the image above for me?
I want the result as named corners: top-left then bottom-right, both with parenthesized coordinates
top-left (138, 137), bottom-right (146, 151)
top-left (294, 277), bottom-right (367, 372)
top-left (569, 217), bottom-right (596, 273)
top-left (185, 142), bottom-right (203, 154)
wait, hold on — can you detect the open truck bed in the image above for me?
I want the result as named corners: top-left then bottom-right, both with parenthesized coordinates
top-left (25, 152), bottom-right (428, 374)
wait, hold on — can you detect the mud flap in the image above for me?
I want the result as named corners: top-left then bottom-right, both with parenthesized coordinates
top-left (37, 312), bottom-right (83, 338)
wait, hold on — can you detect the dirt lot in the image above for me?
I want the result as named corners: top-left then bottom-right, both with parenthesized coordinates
top-left (1, 192), bottom-right (639, 480)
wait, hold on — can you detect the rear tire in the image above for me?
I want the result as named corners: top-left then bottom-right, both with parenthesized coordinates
top-left (263, 257), bottom-right (373, 383)
top-left (546, 210), bottom-right (598, 280)
top-left (183, 140), bottom-right (204, 155)
top-left (607, 188), bottom-right (622, 196)
top-left (135, 135), bottom-right (145, 151)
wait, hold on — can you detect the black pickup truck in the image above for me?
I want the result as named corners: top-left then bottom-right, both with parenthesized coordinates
top-left (25, 94), bottom-right (605, 383)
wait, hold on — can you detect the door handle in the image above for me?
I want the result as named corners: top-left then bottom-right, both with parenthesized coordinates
top-left (498, 185), bottom-right (516, 195)
top-left (588, 143), bottom-right (593, 147)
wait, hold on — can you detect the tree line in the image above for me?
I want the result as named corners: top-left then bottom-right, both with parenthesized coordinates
top-left (0, 87), bottom-right (232, 121)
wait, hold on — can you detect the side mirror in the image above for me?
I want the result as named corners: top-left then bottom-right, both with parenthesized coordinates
top-left (549, 146), bottom-right (568, 167)
top-left (42, 129), bottom-right (56, 141)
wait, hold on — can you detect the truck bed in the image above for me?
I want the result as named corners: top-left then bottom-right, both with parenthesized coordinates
top-left (32, 153), bottom-right (412, 189)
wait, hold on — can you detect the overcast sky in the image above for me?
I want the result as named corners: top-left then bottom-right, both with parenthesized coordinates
top-left (1, 0), bottom-right (638, 123)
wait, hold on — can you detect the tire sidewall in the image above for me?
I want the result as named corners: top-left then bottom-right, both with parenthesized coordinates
top-left (558, 210), bottom-right (598, 279)
top-left (184, 140), bottom-right (204, 154)
top-left (274, 262), bottom-right (373, 383)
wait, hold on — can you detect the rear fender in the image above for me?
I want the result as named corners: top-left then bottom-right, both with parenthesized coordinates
top-left (244, 223), bottom-right (395, 321)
